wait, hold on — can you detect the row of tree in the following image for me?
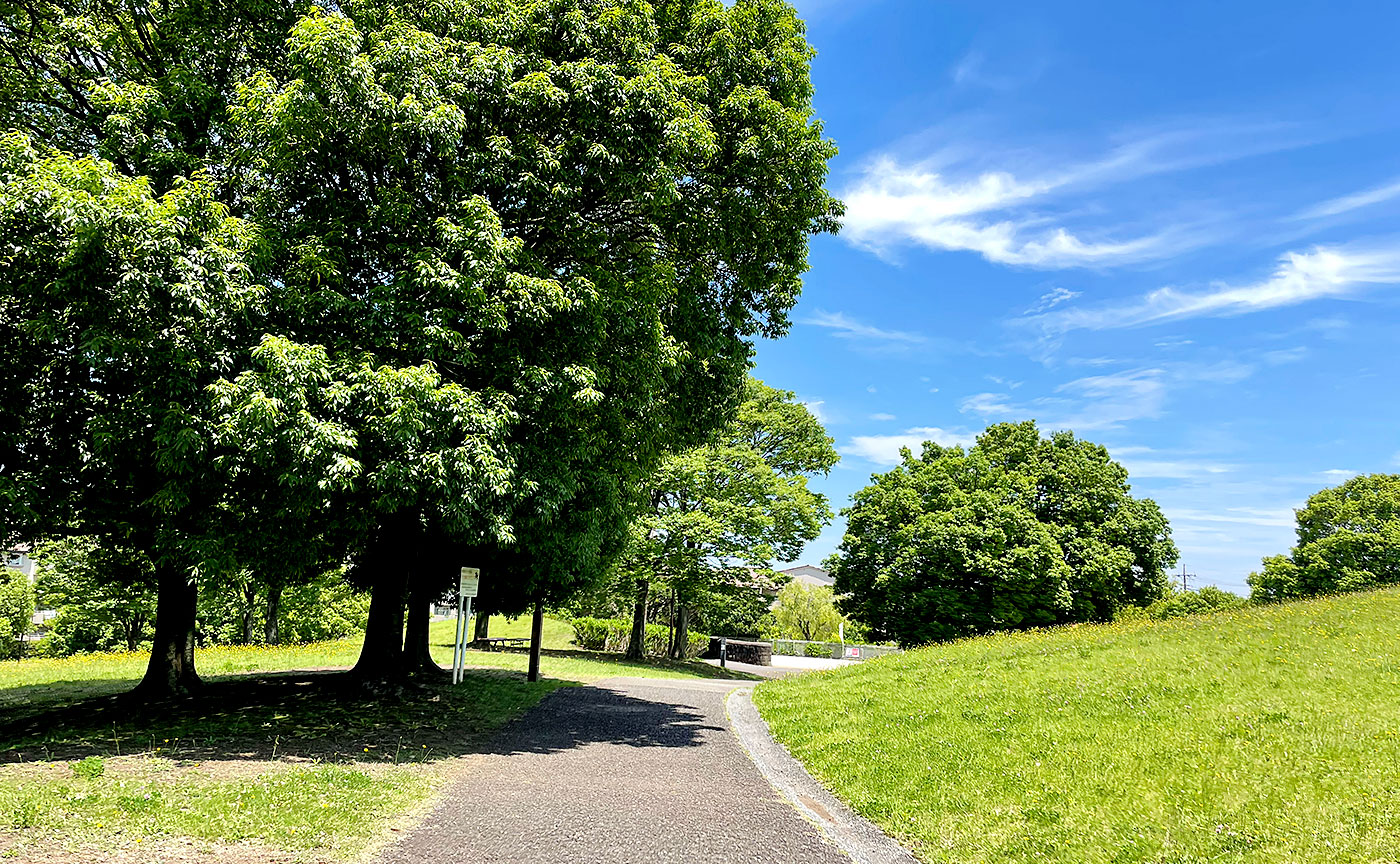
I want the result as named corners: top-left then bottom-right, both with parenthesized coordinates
top-left (0, 0), bottom-right (841, 694)
top-left (826, 420), bottom-right (1400, 648)
top-left (563, 377), bottom-right (838, 657)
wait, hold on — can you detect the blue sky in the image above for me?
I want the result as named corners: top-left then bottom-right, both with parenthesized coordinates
top-left (757, 0), bottom-right (1400, 593)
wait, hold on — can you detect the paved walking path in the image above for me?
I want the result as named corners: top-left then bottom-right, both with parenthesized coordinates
top-left (377, 675), bottom-right (901, 864)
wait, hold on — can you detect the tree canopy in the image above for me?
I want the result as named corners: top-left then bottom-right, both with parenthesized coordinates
top-left (831, 421), bottom-right (1176, 647)
top-left (1250, 473), bottom-right (1400, 602)
top-left (616, 377), bottom-right (838, 658)
top-left (770, 581), bottom-right (846, 643)
top-left (0, 0), bottom-right (840, 693)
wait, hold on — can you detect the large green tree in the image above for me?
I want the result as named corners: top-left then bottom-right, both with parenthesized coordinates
top-left (1250, 473), bottom-right (1400, 601)
top-left (832, 421), bottom-right (1176, 647)
top-left (617, 378), bottom-right (838, 660)
top-left (1, 0), bottom-right (840, 692)
top-left (0, 135), bottom-right (264, 694)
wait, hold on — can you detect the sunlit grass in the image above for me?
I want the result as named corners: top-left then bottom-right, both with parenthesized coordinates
top-left (2, 759), bottom-right (432, 857)
top-left (0, 612), bottom-right (745, 859)
top-left (754, 587), bottom-right (1400, 864)
top-left (1, 613), bottom-right (730, 709)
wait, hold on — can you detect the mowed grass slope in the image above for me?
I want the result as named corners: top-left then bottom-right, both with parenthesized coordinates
top-left (754, 587), bottom-right (1400, 864)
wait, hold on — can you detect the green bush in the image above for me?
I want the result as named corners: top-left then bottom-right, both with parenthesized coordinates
top-left (71, 756), bottom-right (105, 779)
top-left (1115, 586), bottom-right (1247, 622)
top-left (200, 572), bottom-right (369, 646)
top-left (569, 617), bottom-right (709, 659)
top-left (570, 617), bottom-right (617, 651)
top-left (276, 577), bottom-right (371, 644)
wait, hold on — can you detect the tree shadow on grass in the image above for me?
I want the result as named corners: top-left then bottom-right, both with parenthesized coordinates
top-left (0, 668), bottom-right (568, 765)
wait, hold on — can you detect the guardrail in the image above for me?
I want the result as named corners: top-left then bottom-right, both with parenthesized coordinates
top-left (771, 639), bottom-right (901, 661)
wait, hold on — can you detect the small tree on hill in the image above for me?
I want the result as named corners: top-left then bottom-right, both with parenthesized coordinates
top-left (1250, 473), bottom-right (1400, 601)
top-left (832, 421), bottom-right (1176, 647)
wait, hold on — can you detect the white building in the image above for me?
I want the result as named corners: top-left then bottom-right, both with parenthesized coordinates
top-left (4, 544), bottom-right (36, 582)
top-left (778, 564), bottom-right (833, 589)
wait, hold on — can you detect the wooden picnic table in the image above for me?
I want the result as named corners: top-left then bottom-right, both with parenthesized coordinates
top-left (474, 637), bottom-right (530, 652)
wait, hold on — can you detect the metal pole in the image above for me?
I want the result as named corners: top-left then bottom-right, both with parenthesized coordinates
top-left (527, 600), bottom-right (544, 683)
top-left (451, 589), bottom-right (464, 684)
top-left (720, 637), bottom-right (727, 669)
top-left (459, 596), bottom-right (473, 684)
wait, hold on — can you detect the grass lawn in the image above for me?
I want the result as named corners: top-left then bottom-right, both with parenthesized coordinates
top-left (753, 587), bottom-right (1400, 864)
top-left (0, 613), bottom-right (748, 861)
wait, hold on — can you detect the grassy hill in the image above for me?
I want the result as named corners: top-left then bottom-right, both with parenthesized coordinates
top-left (753, 587), bottom-right (1400, 864)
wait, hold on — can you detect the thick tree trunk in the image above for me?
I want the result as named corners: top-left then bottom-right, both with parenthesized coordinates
top-left (123, 614), bottom-right (145, 652)
top-left (134, 562), bottom-right (201, 698)
top-left (241, 583), bottom-right (257, 645)
top-left (671, 601), bottom-right (691, 660)
top-left (625, 578), bottom-right (649, 661)
top-left (352, 565), bottom-right (409, 684)
top-left (473, 607), bottom-right (490, 642)
top-left (403, 569), bottom-right (445, 677)
top-left (264, 585), bottom-right (281, 645)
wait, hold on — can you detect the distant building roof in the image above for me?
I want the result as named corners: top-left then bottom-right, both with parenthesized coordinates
top-left (780, 564), bottom-right (833, 588)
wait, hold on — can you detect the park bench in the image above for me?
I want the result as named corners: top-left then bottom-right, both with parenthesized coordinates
top-left (474, 637), bottom-right (530, 651)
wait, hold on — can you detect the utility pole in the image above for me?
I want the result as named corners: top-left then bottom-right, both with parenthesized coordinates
top-left (1180, 563), bottom-right (1194, 592)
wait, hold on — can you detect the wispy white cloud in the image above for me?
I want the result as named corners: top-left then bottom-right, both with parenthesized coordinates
top-left (1319, 468), bottom-right (1358, 481)
top-left (843, 427), bottom-right (977, 466)
top-left (1262, 346), bottom-right (1308, 365)
top-left (869, 413), bottom-right (897, 421)
top-left (1299, 177), bottom-right (1400, 219)
top-left (1117, 460), bottom-right (1237, 480)
top-left (802, 309), bottom-right (926, 344)
top-left (951, 48), bottom-right (1050, 92)
top-left (841, 156), bottom-right (1179, 268)
top-left (1036, 246), bottom-right (1400, 333)
top-left (800, 400), bottom-right (829, 424)
top-left (961, 368), bottom-right (1167, 430)
top-left (842, 119), bottom-right (1324, 271)
top-left (959, 362), bottom-right (1255, 432)
top-left (1170, 507), bottom-right (1295, 528)
top-left (1026, 286), bottom-right (1081, 313)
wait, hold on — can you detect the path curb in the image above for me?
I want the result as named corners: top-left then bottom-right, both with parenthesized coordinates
top-left (726, 688), bottom-right (920, 864)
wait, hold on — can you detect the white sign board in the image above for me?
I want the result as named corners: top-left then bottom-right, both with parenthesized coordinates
top-left (459, 567), bottom-right (480, 598)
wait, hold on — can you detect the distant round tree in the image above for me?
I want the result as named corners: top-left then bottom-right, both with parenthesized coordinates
top-left (1250, 473), bottom-right (1400, 602)
top-left (832, 421), bottom-right (1176, 647)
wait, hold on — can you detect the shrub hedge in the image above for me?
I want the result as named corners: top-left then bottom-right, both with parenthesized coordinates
top-left (570, 617), bottom-right (709, 659)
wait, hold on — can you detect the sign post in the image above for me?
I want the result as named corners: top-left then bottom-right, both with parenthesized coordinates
top-left (452, 567), bottom-right (480, 685)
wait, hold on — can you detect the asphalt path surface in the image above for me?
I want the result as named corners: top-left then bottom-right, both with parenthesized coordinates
top-left (378, 676), bottom-right (852, 864)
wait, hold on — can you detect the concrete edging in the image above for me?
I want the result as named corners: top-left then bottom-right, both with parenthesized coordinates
top-left (726, 688), bottom-right (919, 864)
